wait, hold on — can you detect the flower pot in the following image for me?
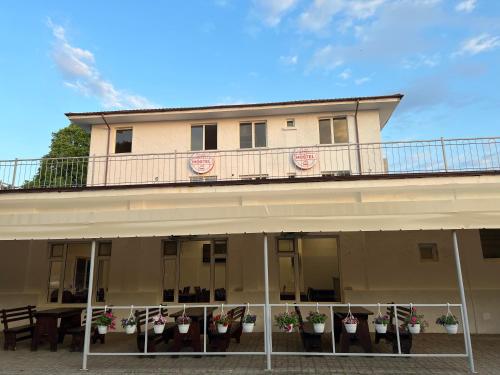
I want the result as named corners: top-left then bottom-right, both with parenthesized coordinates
top-left (283, 324), bottom-right (294, 333)
top-left (313, 323), bottom-right (325, 334)
top-left (445, 324), bottom-right (458, 334)
top-left (97, 325), bottom-right (108, 335)
top-left (375, 323), bottom-right (387, 334)
top-left (408, 323), bottom-right (421, 334)
top-left (178, 323), bottom-right (190, 334)
top-left (217, 324), bottom-right (228, 334)
top-left (344, 323), bottom-right (357, 334)
top-left (242, 322), bottom-right (255, 333)
top-left (153, 324), bottom-right (165, 334)
top-left (125, 325), bottom-right (136, 335)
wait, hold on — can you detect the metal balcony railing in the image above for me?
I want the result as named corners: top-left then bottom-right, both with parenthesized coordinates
top-left (1, 137), bottom-right (499, 190)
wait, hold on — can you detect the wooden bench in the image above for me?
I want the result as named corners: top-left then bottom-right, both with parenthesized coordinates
top-left (374, 303), bottom-right (413, 354)
top-left (1, 305), bottom-right (36, 351)
top-left (295, 306), bottom-right (323, 352)
top-left (208, 306), bottom-right (246, 352)
top-left (135, 307), bottom-right (175, 353)
top-left (66, 308), bottom-right (107, 352)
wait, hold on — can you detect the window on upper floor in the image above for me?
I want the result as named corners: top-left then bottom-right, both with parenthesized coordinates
top-left (115, 128), bottom-right (133, 153)
top-left (240, 122), bottom-right (267, 148)
top-left (286, 119), bottom-right (295, 128)
top-left (191, 124), bottom-right (217, 151)
top-left (479, 229), bottom-right (500, 259)
top-left (319, 118), bottom-right (349, 144)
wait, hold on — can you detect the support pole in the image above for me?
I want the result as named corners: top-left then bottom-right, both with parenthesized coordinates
top-left (452, 230), bottom-right (476, 373)
top-left (81, 240), bottom-right (97, 371)
top-left (263, 234), bottom-right (272, 371)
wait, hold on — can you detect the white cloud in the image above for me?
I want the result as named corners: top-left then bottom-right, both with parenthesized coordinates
top-left (455, 0), bottom-right (477, 13)
top-left (280, 55), bottom-right (298, 65)
top-left (338, 68), bottom-right (351, 79)
top-left (252, 0), bottom-right (297, 27)
top-left (299, 0), bottom-right (385, 33)
top-left (454, 34), bottom-right (500, 56)
top-left (308, 45), bottom-right (343, 71)
top-left (354, 76), bottom-right (371, 85)
top-left (402, 53), bottom-right (440, 69)
top-left (47, 19), bottom-right (155, 109)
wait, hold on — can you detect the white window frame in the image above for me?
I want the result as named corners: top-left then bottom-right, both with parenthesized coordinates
top-left (239, 121), bottom-right (268, 149)
top-left (190, 123), bottom-right (218, 151)
top-left (318, 117), bottom-right (349, 145)
top-left (114, 127), bottom-right (133, 154)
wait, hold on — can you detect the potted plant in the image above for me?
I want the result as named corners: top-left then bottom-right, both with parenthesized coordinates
top-left (403, 307), bottom-right (427, 334)
top-left (176, 315), bottom-right (191, 334)
top-left (96, 311), bottom-right (116, 335)
top-left (121, 316), bottom-right (137, 335)
top-left (306, 311), bottom-right (327, 333)
top-left (436, 314), bottom-right (459, 334)
top-left (343, 314), bottom-right (359, 334)
top-left (274, 312), bottom-right (298, 333)
top-left (151, 314), bottom-right (167, 334)
top-left (373, 314), bottom-right (390, 334)
top-left (242, 314), bottom-right (257, 333)
top-left (213, 313), bottom-right (231, 333)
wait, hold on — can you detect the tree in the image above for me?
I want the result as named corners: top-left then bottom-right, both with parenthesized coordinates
top-left (25, 124), bottom-right (90, 188)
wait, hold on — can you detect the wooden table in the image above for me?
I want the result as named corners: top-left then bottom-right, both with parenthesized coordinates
top-left (333, 306), bottom-right (373, 353)
top-left (31, 308), bottom-right (84, 351)
top-left (169, 307), bottom-right (217, 352)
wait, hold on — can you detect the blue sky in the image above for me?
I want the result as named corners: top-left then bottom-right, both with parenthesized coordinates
top-left (0, 0), bottom-right (499, 159)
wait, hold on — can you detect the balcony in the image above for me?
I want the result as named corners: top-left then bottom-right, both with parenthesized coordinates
top-left (1, 137), bottom-right (499, 191)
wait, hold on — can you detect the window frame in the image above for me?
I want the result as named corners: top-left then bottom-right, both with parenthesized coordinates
top-left (479, 229), bottom-right (500, 260)
top-left (239, 121), bottom-right (268, 149)
top-left (418, 243), bottom-right (439, 262)
top-left (286, 119), bottom-right (295, 128)
top-left (161, 237), bottom-right (228, 303)
top-left (190, 123), bottom-right (218, 151)
top-left (318, 117), bottom-right (349, 145)
top-left (276, 236), bottom-right (300, 301)
top-left (114, 128), bottom-right (133, 154)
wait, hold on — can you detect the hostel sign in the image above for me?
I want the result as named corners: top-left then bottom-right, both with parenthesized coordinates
top-left (190, 153), bottom-right (215, 174)
top-left (292, 148), bottom-right (318, 170)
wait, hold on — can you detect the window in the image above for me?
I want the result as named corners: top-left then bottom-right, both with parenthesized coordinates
top-left (191, 124), bottom-right (217, 151)
top-left (47, 242), bottom-right (112, 304)
top-left (162, 239), bottom-right (227, 303)
top-left (240, 122), bottom-right (267, 148)
top-left (286, 119), bottom-right (295, 128)
top-left (319, 118), bottom-right (349, 144)
top-left (479, 229), bottom-right (500, 259)
top-left (418, 243), bottom-right (439, 262)
top-left (115, 129), bottom-right (132, 153)
top-left (277, 238), bottom-right (296, 300)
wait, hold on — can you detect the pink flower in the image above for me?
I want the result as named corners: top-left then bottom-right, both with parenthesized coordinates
top-left (411, 316), bottom-right (417, 323)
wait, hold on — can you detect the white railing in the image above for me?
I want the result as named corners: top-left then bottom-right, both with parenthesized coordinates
top-left (1, 136), bottom-right (500, 190)
top-left (82, 302), bottom-right (474, 372)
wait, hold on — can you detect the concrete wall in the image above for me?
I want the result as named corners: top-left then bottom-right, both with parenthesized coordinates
top-left (0, 230), bottom-right (498, 334)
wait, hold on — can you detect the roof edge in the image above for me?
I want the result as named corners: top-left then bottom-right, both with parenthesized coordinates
top-left (65, 94), bottom-right (404, 118)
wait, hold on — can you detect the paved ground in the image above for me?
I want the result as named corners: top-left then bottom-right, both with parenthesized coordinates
top-left (1, 332), bottom-right (498, 374)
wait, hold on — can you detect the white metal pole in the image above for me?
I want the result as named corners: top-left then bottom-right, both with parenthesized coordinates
top-left (263, 234), bottom-right (272, 371)
top-left (81, 240), bottom-right (97, 371)
top-left (452, 230), bottom-right (476, 373)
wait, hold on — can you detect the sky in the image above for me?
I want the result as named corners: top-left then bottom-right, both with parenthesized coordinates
top-left (0, 0), bottom-right (499, 159)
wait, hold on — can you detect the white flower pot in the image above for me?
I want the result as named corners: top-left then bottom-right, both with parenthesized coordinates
top-left (97, 325), bottom-right (108, 335)
top-left (242, 322), bottom-right (255, 333)
top-left (125, 325), bottom-right (136, 335)
top-left (153, 324), bottom-right (165, 334)
top-left (375, 323), bottom-right (387, 334)
top-left (344, 323), bottom-right (357, 334)
top-left (283, 324), bottom-right (294, 333)
top-left (178, 323), bottom-right (190, 334)
top-left (313, 323), bottom-right (325, 333)
top-left (445, 324), bottom-right (458, 334)
top-left (408, 323), bottom-right (421, 334)
top-left (217, 324), bottom-right (228, 334)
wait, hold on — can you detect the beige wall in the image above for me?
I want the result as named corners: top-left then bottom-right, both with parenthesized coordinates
top-left (0, 230), bottom-right (499, 334)
top-left (86, 110), bottom-right (383, 185)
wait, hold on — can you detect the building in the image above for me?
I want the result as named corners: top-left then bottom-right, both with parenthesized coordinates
top-left (1, 94), bottom-right (499, 371)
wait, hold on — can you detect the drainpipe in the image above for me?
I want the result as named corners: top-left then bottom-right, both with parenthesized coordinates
top-left (101, 115), bottom-right (111, 186)
top-left (354, 100), bottom-right (362, 175)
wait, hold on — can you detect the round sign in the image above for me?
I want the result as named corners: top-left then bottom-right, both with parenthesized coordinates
top-left (190, 153), bottom-right (215, 174)
top-left (292, 148), bottom-right (318, 170)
